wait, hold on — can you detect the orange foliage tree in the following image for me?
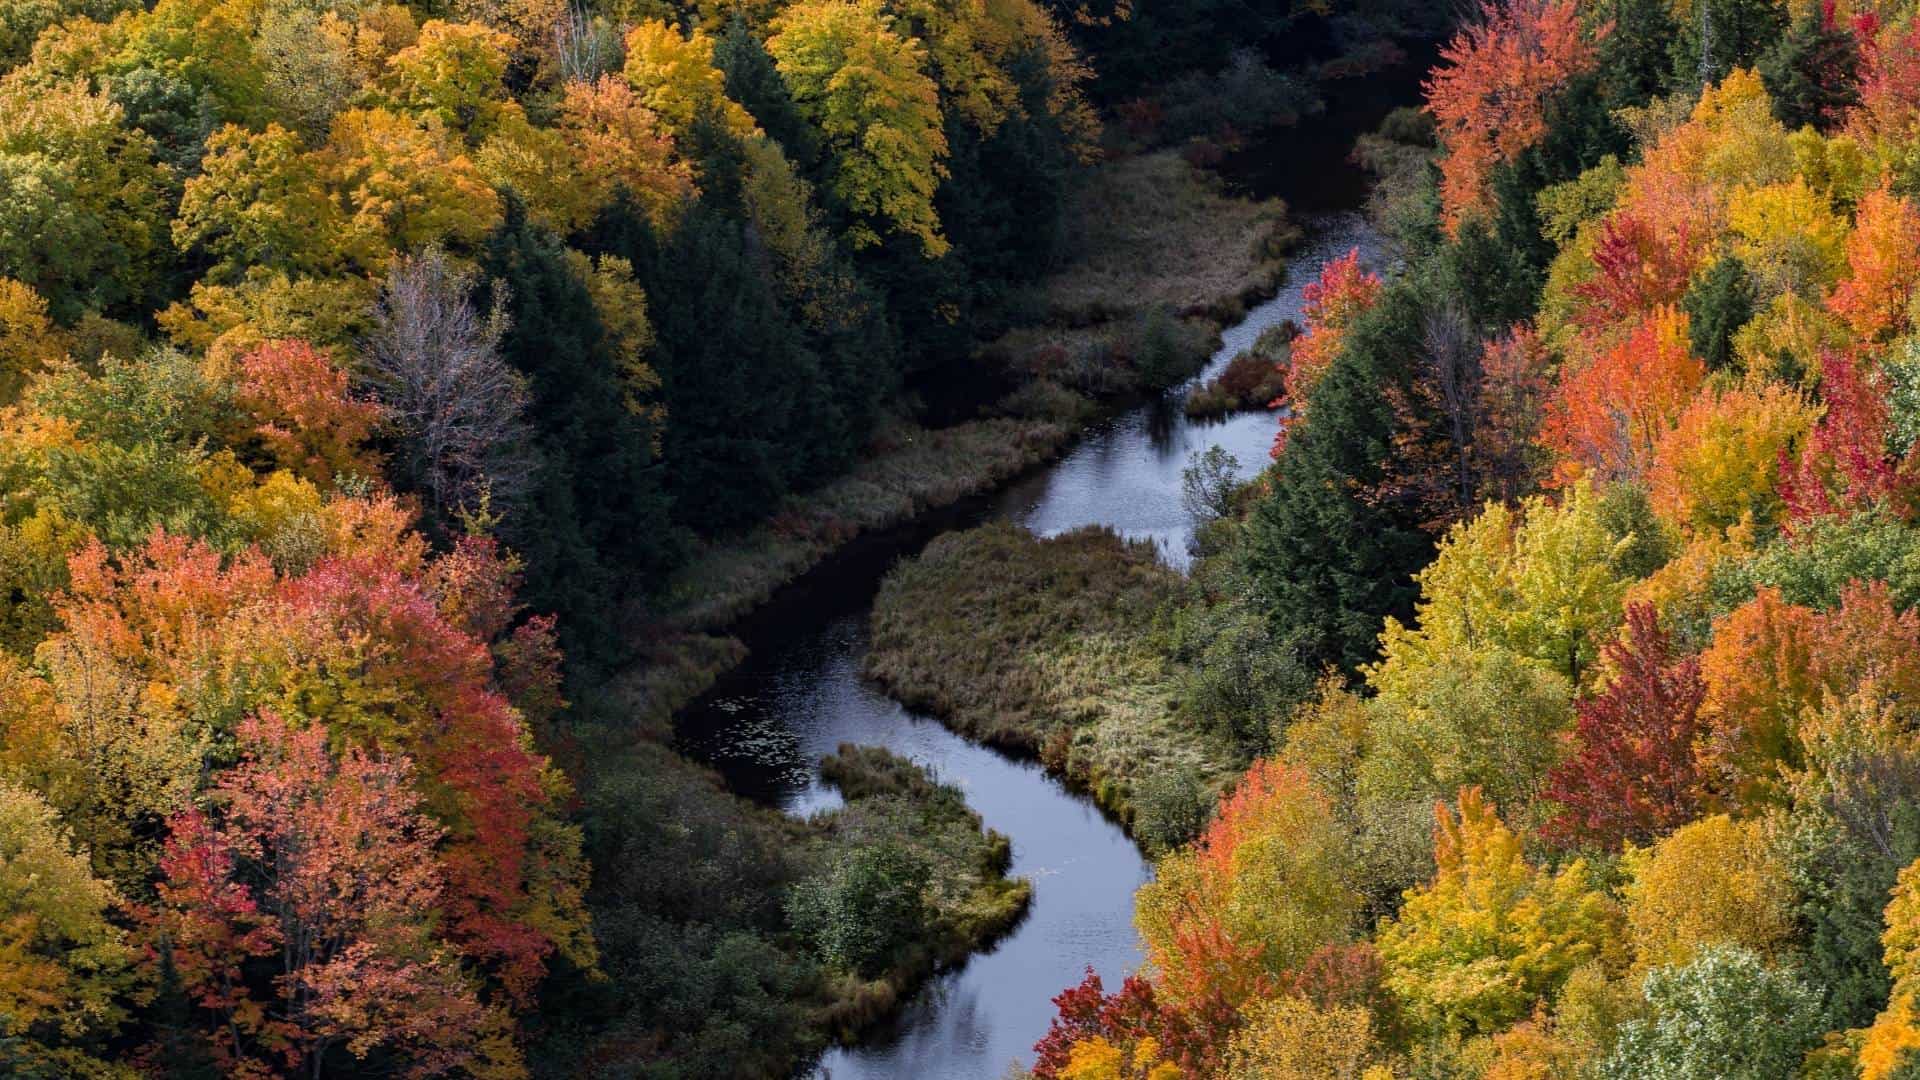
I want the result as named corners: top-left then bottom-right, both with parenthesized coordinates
top-left (1423, 0), bottom-right (1601, 233)
top-left (1829, 183), bottom-right (1920, 343)
top-left (1271, 248), bottom-right (1381, 457)
top-left (1541, 305), bottom-right (1705, 484)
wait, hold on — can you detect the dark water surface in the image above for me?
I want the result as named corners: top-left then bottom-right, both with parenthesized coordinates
top-left (675, 208), bottom-right (1389, 1079)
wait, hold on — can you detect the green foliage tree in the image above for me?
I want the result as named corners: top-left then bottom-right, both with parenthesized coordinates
top-left (1598, 945), bottom-right (1821, 1080)
top-left (1683, 256), bottom-right (1757, 371)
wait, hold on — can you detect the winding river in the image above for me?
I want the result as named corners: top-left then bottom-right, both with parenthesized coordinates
top-left (672, 48), bottom-right (1429, 1077)
top-left (675, 207), bottom-right (1389, 1079)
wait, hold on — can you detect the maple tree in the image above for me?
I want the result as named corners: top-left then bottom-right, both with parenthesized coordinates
top-left (1647, 379), bottom-right (1816, 536)
top-left (1541, 305), bottom-right (1705, 485)
top-left (1376, 787), bottom-right (1619, 1036)
top-left (1619, 813), bottom-right (1795, 969)
top-left (148, 709), bottom-right (501, 1077)
top-left (1134, 760), bottom-right (1356, 1018)
top-left (1423, 0), bottom-right (1600, 233)
top-left (1542, 603), bottom-right (1706, 850)
top-left (1829, 182), bottom-right (1920, 342)
top-left (1272, 248), bottom-right (1381, 456)
top-left (766, 0), bottom-right (951, 253)
top-left (1780, 349), bottom-right (1916, 524)
top-left (235, 339), bottom-right (384, 487)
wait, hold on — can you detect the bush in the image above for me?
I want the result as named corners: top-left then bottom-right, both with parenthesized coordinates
top-left (786, 842), bottom-right (933, 977)
top-left (1132, 767), bottom-right (1214, 856)
top-left (1171, 602), bottom-right (1316, 756)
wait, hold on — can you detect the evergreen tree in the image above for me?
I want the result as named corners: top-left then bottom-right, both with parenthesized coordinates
top-left (484, 198), bottom-right (676, 657)
top-left (1684, 255), bottom-right (1757, 371)
top-left (1759, 9), bottom-right (1862, 132)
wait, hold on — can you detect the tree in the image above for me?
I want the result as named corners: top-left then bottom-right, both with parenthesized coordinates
top-left (1369, 481), bottom-right (1633, 691)
top-left (1134, 760), bottom-right (1357, 1015)
top-left (1273, 248), bottom-right (1382, 455)
top-left (1542, 604), bottom-right (1706, 850)
top-left (622, 20), bottom-right (759, 141)
top-left (766, 0), bottom-right (950, 254)
top-left (1376, 787), bottom-right (1619, 1036)
top-left (1759, 7), bottom-right (1862, 131)
top-left (1034, 969), bottom-right (1208, 1080)
top-left (1696, 585), bottom-right (1817, 807)
top-left (0, 80), bottom-right (170, 321)
top-left (480, 200), bottom-right (676, 658)
top-left (363, 246), bottom-right (535, 523)
top-left (556, 75), bottom-right (694, 229)
top-left (1598, 946), bottom-right (1820, 1080)
top-left (1423, 0), bottom-right (1601, 233)
top-left (1225, 996), bottom-right (1380, 1080)
top-left (1681, 256), bottom-right (1755, 371)
top-left (1831, 184), bottom-right (1920, 344)
top-left (236, 339), bottom-right (383, 487)
top-left (1541, 305), bottom-right (1704, 484)
top-left (1780, 349), bottom-right (1913, 526)
top-left (1646, 380), bottom-right (1815, 536)
top-left (0, 781), bottom-right (132, 1075)
top-left (320, 108), bottom-right (502, 265)
top-left (172, 123), bottom-right (342, 284)
top-left (148, 710), bottom-right (500, 1078)
top-left (382, 20), bottom-right (517, 143)
top-left (784, 841), bottom-right (929, 976)
top-left (1863, 856), bottom-right (1920, 1079)
top-left (1620, 814), bottom-right (1795, 969)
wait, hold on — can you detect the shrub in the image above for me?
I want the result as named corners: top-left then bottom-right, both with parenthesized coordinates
top-left (786, 842), bottom-right (932, 977)
top-left (1132, 768), bottom-right (1214, 856)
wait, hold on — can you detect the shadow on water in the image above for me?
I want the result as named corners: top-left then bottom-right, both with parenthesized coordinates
top-left (674, 62), bottom-right (1416, 1071)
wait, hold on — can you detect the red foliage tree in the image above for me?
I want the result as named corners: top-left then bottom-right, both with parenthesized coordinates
top-left (148, 710), bottom-right (493, 1077)
top-left (1032, 968), bottom-right (1219, 1079)
top-left (1779, 349), bottom-right (1913, 524)
top-left (237, 339), bottom-right (384, 486)
top-left (1576, 213), bottom-right (1699, 329)
top-left (1542, 603), bottom-right (1707, 850)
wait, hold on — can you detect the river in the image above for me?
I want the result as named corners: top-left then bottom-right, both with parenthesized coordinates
top-left (675, 203), bottom-right (1390, 1079)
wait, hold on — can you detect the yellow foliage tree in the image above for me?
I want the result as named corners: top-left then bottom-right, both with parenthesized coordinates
top-left (621, 20), bottom-right (758, 140)
top-left (1620, 814), bottom-right (1795, 970)
top-left (320, 107), bottom-right (502, 264)
top-left (1226, 996), bottom-right (1380, 1079)
top-left (1376, 787), bottom-right (1621, 1036)
top-left (0, 780), bottom-right (133, 1074)
top-left (1646, 380), bottom-right (1816, 536)
top-left (767, 0), bottom-right (950, 254)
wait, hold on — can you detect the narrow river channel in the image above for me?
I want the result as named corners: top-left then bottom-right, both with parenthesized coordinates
top-left (676, 206), bottom-right (1390, 1078)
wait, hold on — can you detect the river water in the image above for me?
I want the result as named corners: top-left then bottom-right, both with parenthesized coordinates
top-left (676, 208), bottom-right (1389, 1078)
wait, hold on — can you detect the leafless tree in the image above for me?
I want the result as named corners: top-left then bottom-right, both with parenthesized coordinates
top-left (1421, 301), bottom-right (1483, 513)
top-left (364, 247), bottom-right (535, 523)
top-left (553, 3), bottom-right (620, 84)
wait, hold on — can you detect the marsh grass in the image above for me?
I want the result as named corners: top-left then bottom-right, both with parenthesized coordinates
top-left (979, 151), bottom-right (1299, 417)
top-left (866, 522), bottom-right (1244, 830)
